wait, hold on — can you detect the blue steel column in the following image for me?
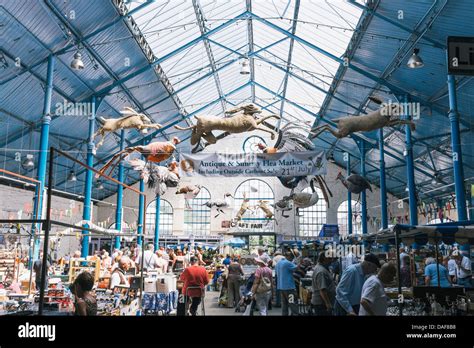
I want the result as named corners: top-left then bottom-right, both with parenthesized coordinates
top-left (114, 130), bottom-right (125, 250)
top-left (404, 95), bottom-right (418, 225)
top-left (137, 179), bottom-right (145, 247)
top-left (154, 197), bottom-right (161, 251)
top-left (379, 129), bottom-right (388, 229)
top-left (81, 96), bottom-right (96, 257)
top-left (32, 54), bottom-right (54, 261)
top-left (136, 140), bottom-right (146, 247)
top-left (346, 154), bottom-right (353, 235)
top-left (360, 141), bottom-right (368, 234)
top-left (447, 75), bottom-right (467, 221)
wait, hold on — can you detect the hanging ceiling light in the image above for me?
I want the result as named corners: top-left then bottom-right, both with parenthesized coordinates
top-left (407, 48), bottom-right (424, 69)
top-left (21, 154), bottom-right (35, 170)
top-left (67, 170), bottom-right (77, 182)
top-left (71, 51), bottom-right (85, 70)
top-left (240, 57), bottom-right (250, 75)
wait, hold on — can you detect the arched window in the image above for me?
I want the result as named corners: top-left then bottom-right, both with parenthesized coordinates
top-left (338, 200), bottom-right (362, 236)
top-left (299, 187), bottom-right (326, 237)
top-left (184, 187), bottom-right (211, 236)
top-left (145, 199), bottom-right (173, 236)
top-left (234, 179), bottom-right (274, 232)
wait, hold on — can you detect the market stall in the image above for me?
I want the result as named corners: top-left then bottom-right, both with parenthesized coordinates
top-left (363, 222), bottom-right (474, 316)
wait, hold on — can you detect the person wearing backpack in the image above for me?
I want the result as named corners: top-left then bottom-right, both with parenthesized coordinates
top-left (251, 257), bottom-right (273, 316)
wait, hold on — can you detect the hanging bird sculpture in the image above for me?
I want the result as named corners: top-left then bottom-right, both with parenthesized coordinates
top-left (202, 193), bottom-right (233, 218)
top-left (336, 172), bottom-right (372, 203)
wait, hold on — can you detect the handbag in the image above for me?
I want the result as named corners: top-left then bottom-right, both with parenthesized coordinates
top-left (255, 271), bottom-right (272, 294)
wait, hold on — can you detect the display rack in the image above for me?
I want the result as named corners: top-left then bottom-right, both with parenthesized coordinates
top-left (0, 249), bottom-right (16, 282)
top-left (68, 259), bottom-right (101, 283)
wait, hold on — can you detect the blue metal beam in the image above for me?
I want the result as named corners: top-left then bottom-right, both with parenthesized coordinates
top-left (45, 0), bottom-right (153, 124)
top-left (447, 75), bottom-right (467, 221)
top-left (0, 0), bottom-right (158, 86)
top-left (208, 37), bottom-right (361, 112)
top-left (351, 0), bottom-right (448, 118)
top-left (32, 54), bottom-right (54, 261)
top-left (254, 53), bottom-right (360, 112)
top-left (114, 130), bottom-right (125, 249)
top-left (347, 0), bottom-right (446, 50)
top-left (318, 0), bottom-right (377, 120)
top-left (248, 12), bottom-right (451, 118)
top-left (358, 140), bottom-right (368, 234)
top-left (192, 0), bottom-right (227, 112)
top-left (404, 95), bottom-right (418, 225)
top-left (93, 11), bottom-right (251, 98)
top-left (146, 38), bottom-right (287, 111)
top-left (246, 0), bottom-right (256, 102)
top-left (379, 129), bottom-right (388, 229)
top-left (278, 0), bottom-right (300, 128)
top-left (154, 197), bottom-right (161, 251)
top-left (346, 153), bottom-right (353, 235)
top-left (81, 96), bottom-right (98, 257)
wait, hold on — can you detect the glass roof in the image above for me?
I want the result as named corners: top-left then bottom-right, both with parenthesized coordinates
top-left (127, 0), bottom-right (364, 131)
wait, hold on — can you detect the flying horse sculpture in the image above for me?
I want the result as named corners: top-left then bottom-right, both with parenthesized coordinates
top-left (174, 103), bottom-right (280, 152)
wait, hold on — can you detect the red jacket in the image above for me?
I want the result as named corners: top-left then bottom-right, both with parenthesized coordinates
top-left (180, 265), bottom-right (209, 297)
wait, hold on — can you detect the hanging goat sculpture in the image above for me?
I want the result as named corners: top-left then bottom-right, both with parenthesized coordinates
top-left (128, 158), bottom-right (180, 196)
top-left (174, 103), bottom-right (280, 152)
top-left (310, 97), bottom-right (416, 139)
top-left (97, 137), bottom-right (180, 178)
top-left (93, 107), bottom-right (163, 148)
top-left (231, 193), bottom-right (252, 227)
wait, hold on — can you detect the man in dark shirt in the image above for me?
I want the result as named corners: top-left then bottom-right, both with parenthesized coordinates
top-left (180, 256), bottom-right (209, 315)
top-left (312, 251), bottom-right (336, 315)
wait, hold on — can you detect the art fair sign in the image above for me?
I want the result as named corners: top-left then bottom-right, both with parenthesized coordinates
top-left (179, 151), bottom-right (327, 177)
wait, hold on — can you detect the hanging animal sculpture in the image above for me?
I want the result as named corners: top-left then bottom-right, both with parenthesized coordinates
top-left (174, 103), bottom-right (280, 152)
top-left (202, 193), bottom-right (233, 218)
top-left (256, 200), bottom-right (275, 225)
top-left (336, 172), bottom-right (372, 204)
top-left (257, 123), bottom-right (332, 205)
top-left (176, 185), bottom-right (202, 197)
top-left (231, 193), bottom-right (252, 227)
top-left (176, 185), bottom-right (202, 209)
top-left (97, 137), bottom-right (180, 178)
top-left (128, 158), bottom-right (180, 196)
top-left (273, 181), bottom-right (321, 218)
top-left (93, 107), bottom-right (163, 148)
top-left (310, 97), bottom-right (416, 139)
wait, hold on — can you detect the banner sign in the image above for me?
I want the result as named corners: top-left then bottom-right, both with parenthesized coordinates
top-left (179, 151), bottom-right (327, 177)
top-left (447, 36), bottom-right (474, 76)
